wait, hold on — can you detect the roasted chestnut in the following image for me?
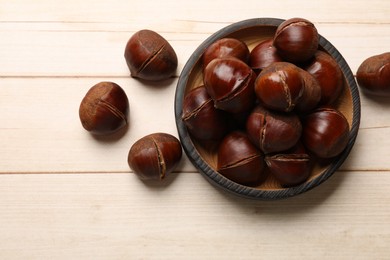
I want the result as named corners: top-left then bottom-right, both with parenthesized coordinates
top-left (204, 57), bottom-right (256, 114)
top-left (124, 29), bottom-right (178, 81)
top-left (182, 86), bottom-right (229, 140)
top-left (246, 105), bottom-right (302, 154)
top-left (265, 153), bottom-right (311, 187)
top-left (273, 18), bottom-right (319, 63)
top-left (79, 81), bottom-right (129, 135)
top-left (128, 133), bottom-right (182, 181)
top-left (202, 38), bottom-right (250, 69)
top-left (303, 108), bottom-right (350, 158)
top-left (295, 69), bottom-right (321, 113)
top-left (255, 62), bottom-right (304, 112)
top-left (249, 38), bottom-right (283, 74)
top-left (305, 51), bottom-right (344, 105)
top-left (356, 52), bottom-right (390, 96)
top-left (217, 131), bottom-right (266, 186)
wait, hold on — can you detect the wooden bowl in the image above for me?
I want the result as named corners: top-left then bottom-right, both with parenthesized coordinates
top-left (174, 18), bottom-right (360, 200)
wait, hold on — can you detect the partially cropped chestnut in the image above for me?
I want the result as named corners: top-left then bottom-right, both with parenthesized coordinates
top-left (295, 69), bottom-right (321, 113)
top-left (182, 86), bottom-right (229, 141)
top-left (246, 105), bottom-right (302, 154)
top-left (124, 29), bottom-right (178, 81)
top-left (273, 18), bottom-right (319, 63)
top-left (356, 52), bottom-right (390, 96)
top-left (204, 57), bottom-right (256, 114)
top-left (79, 81), bottom-right (129, 135)
top-left (303, 108), bottom-right (350, 158)
top-left (266, 153), bottom-right (311, 187)
top-left (217, 131), bottom-right (266, 186)
top-left (249, 38), bottom-right (283, 74)
top-left (202, 38), bottom-right (250, 69)
top-left (305, 51), bottom-right (344, 105)
top-left (255, 62), bottom-right (304, 112)
top-left (128, 133), bottom-right (182, 181)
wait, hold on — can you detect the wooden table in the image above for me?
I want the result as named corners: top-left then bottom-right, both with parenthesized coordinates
top-left (1, 1), bottom-right (389, 259)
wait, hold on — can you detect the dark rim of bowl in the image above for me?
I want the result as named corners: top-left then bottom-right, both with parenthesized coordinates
top-left (174, 18), bottom-right (361, 200)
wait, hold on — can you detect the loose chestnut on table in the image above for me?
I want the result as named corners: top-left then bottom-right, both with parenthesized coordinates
top-left (175, 18), bottom-right (360, 200)
top-left (128, 133), bottom-right (182, 181)
top-left (356, 52), bottom-right (390, 96)
top-left (124, 29), bottom-right (178, 81)
top-left (79, 81), bottom-right (129, 135)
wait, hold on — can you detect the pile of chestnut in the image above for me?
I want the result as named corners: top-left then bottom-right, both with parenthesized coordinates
top-left (182, 18), bottom-right (351, 188)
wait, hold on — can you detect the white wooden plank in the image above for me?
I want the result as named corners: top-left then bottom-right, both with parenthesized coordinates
top-left (0, 78), bottom-right (194, 173)
top-left (0, 171), bottom-right (388, 259)
top-left (0, 76), bottom-right (388, 173)
top-left (0, 23), bottom-right (389, 77)
top-left (1, 0), bottom-right (389, 23)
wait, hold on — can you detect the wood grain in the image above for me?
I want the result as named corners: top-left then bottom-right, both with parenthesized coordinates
top-left (0, 0), bottom-right (389, 259)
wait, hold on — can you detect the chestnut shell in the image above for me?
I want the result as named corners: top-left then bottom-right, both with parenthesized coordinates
top-left (79, 81), bottom-right (129, 135)
top-left (128, 133), bottom-right (182, 180)
top-left (303, 108), bottom-right (350, 158)
top-left (273, 17), bottom-right (319, 63)
top-left (356, 52), bottom-right (390, 96)
top-left (204, 57), bottom-right (256, 113)
top-left (202, 38), bottom-right (250, 69)
top-left (124, 30), bottom-right (178, 81)
top-left (217, 131), bottom-right (265, 186)
top-left (182, 86), bottom-right (229, 140)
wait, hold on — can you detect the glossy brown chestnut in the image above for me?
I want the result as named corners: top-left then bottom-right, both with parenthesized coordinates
top-left (204, 57), bottom-right (256, 114)
top-left (356, 52), bottom-right (390, 96)
top-left (273, 18), bottom-right (319, 63)
top-left (246, 105), bottom-right (302, 154)
top-left (128, 133), bottom-right (182, 181)
top-left (249, 38), bottom-right (283, 74)
top-left (303, 108), bottom-right (350, 158)
top-left (124, 29), bottom-right (178, 81)
top-left (295, 69), bottom-right (321, 113)
top-left (182, 86), bottom-right (229, 140)
top-left (202, 38), bottom-right (250, 69)
top-left (266, 153), bottom-right (311, 187)
top-left (305, 51), bottom-right (344, 105)
top-left (255, 62), bottom-right (304, 112)
top-left (79, 81), bottom-right (129, 135)
top-left (217, 131), bottom-right (265, 186)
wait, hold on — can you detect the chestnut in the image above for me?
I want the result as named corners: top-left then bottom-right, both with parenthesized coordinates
top-left (356, 52), bottom-right (390, 96)
top-left (79, 81), bottom-right (129, 135)
top-left (217, 131), bottom-right (265, 186)
top-left (204, 57), bottom-right (256, 114)
top-left (249, 38), bottom-right (283, 74)
top-left (202, 38), bottom-right (250, 69)
top-left (295, 69), bottom-right (321, 113)
top-left (128, 133), bottom-right (182, 181)
top-left (305, 51), bottom-right (344, 105)
top-left (273, 18), bottom-right (319, 63)
top-left (246, 105), bottom-right (302, 154)
top-left (124, 29), bottom-right (178, 81)
top-left (255, 62), bottom-right (304, 112)
top-left (303, 108), bottom-right (350, 158)
top-left (265, 153), bottom-right (311, 187)
top-left (182, 86), bottom-right (229, 140)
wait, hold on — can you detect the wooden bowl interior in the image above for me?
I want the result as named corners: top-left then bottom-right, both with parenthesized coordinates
top-left (181, 24), bottom-right (354, 191)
